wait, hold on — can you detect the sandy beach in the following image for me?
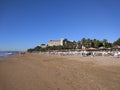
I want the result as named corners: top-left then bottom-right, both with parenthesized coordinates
top-left (0, 53), bottom-right (120, 90)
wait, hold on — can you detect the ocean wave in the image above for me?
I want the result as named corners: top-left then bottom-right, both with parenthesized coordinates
top-left (0, 51), bottom-right (19, 58)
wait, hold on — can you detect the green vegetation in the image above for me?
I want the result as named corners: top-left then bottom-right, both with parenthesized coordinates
top-left (27, 38), bottom-right (120, 52)
top-left (113, 38), bottom-right (120, 46)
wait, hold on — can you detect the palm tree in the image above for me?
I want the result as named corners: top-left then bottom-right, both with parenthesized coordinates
top-left (86, 38), bottom-right (92, 48)
top-left (93, 39), bottom-right (99, 48)
top-left (102, 39), bottom-right (108, 48)
top-left (81, 38), bottom-right (87, 47)
top-left (113, 38), bottom-right (120, 46)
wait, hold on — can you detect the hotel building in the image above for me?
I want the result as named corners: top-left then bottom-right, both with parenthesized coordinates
top-left (48, 38), bottom-right (67, 46)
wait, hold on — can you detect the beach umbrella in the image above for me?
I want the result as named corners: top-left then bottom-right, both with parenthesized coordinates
top-left (99, 47), bottom-right (105, 49)
top-left (112, 45), bottom-right (120, 51)
top-left (87, 48), bottom-right (96, 51)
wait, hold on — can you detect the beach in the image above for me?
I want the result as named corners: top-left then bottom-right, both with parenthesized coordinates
top-left (0, 53), bottom-right (120, 90)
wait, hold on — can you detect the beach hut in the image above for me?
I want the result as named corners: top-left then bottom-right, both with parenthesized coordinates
top-left (99, 47), bottom-right (105, 50)
top-left (112, 45), bottom-right (120, 51)
top-left (87, 47), bottom-right (97, 51)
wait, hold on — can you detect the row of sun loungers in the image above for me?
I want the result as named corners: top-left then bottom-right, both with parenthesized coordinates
top-left (35, 51), bottom-right (120, 58)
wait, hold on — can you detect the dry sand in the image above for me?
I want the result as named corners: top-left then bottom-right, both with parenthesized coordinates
top-left (0, 53), bottom-right (120, 90)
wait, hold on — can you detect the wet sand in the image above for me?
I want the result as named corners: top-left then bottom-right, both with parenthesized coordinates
top-left (0, 53), bottom-right (120, 90)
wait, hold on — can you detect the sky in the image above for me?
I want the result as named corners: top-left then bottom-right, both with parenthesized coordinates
top-left (0, 0), bottom-right (120, 51)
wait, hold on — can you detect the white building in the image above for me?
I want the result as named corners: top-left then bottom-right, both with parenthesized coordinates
top-left (48, 38), bottom-right (67, 46)
top-left (40, 44), bottom-right (47, 48)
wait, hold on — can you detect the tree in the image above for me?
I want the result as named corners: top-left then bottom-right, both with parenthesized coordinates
top-left (64, 41), bottom-right (76, 49)
top-left (77, 41), bottom-right (82, 49)
top-left (86, 38), bottom-right (92, 48)
top-left (106, 43), bottom-right (112, 48)
top-left (34, 46), bottom-right (41, 51)
top-left (113, 38), bottom-right (120, 46)
top-left (93, 39), bottom-right (100, 48)
top-left (27, 48), bottom-right (34, 52)
top-left (102, 39), bottom-right (108, 48)
top-left (81, 38), bottom-right (87, 46)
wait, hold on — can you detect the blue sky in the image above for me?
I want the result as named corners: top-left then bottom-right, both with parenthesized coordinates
top-left (0, 0), bottom-right (120, 51)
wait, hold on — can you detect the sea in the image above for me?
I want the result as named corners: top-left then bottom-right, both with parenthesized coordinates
top-left (0, 51), bottom-right (19, 59)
